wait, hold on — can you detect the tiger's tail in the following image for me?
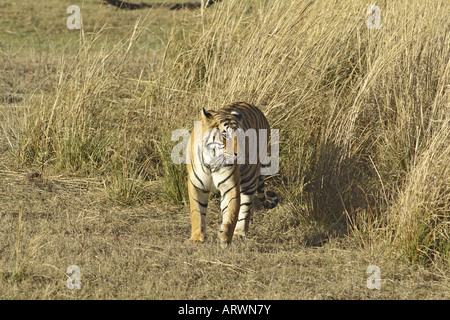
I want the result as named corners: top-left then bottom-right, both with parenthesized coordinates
top-left (256, 175), bottom-right (279, 209)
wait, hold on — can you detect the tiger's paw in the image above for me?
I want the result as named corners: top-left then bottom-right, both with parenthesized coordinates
top-left (219, 239), bottom-right (230, 249)
top-left (187, 234), bottom-right (205, 244)
top-left (233, 229), bottom-right (247, 239)
top-left (218, 231), bottom-right (231, 248)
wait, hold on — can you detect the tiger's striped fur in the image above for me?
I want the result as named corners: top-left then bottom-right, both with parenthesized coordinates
top-left (186, 102), bottom-right (278, 247)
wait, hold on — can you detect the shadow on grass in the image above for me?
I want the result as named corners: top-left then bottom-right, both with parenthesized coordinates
top-left (304, 141), bottom-right (380, 243)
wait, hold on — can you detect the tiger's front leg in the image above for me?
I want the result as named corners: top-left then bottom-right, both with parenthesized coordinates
top-left (217, 175), bottom-right (241, 248)
top-left (188, 178), bottom-right (210, 243)
top-left (233, 193), bottom-right (255, 238)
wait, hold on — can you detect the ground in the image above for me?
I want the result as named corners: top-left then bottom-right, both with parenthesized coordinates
top-left (0, 161), bottom-right (448, 299)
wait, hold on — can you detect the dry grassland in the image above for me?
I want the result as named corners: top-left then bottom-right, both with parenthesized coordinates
top-left (0, 0), bottom-right (449, 299)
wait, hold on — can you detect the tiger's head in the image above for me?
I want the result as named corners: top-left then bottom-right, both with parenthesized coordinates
top-left (200, 108), bottom-right (242, 170)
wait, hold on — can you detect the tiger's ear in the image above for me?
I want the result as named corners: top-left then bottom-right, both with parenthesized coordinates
top-left (201, 108), bottom-right (214, 126)
top-left (230, 110), bottom-right (242, 122)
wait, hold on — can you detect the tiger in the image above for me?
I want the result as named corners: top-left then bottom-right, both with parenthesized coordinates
top-left (186, 102), bottom-right (278, 248)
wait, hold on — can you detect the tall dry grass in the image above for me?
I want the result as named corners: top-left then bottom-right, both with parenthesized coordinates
top-left (17, 0), bottom-right (449, 265)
